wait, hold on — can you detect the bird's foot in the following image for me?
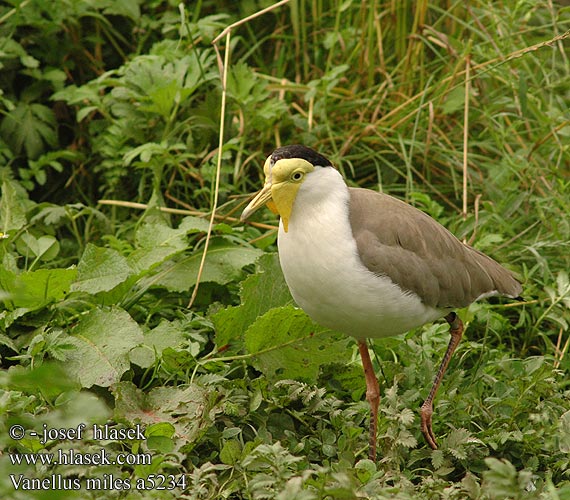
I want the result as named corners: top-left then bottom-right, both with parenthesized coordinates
top-left (420, 401), bottom-right (438, 450)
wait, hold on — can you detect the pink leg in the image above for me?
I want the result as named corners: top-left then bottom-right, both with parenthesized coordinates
top-left (420, 312), bottom-right (464, 449)
top-left (358, 340), bottom-right (380, 461)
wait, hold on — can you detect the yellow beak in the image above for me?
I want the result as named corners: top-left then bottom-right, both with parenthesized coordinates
top-left (240, 183), bottom-right (274, 222)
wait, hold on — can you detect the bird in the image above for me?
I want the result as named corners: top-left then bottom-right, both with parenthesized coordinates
top-left (240, 144), bottom-right (522, 461)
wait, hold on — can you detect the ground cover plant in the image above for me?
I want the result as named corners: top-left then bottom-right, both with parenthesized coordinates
top-left (1, 0), bottom-right (569, 498)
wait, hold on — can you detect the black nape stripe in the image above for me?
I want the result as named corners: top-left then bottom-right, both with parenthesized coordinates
top-left (271, 145), bottom-right (333, 168)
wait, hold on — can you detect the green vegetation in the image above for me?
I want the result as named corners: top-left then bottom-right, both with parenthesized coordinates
top-left (1, 0), bottom-right (569, 498)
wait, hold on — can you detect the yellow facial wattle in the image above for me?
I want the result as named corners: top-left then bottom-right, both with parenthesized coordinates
top-left (241, 157), bottom-right (315, 232)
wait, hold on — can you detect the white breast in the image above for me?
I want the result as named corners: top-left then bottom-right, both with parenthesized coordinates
top-left (277, 168), bottom-right (445, 339)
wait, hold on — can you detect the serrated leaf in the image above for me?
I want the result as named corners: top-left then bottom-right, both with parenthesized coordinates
top-left (65, 307), bottom-right (143, 387)
top-left (128, 216), bottom-right (208, 273)
top-left (244, 305), bottom-right (350, 382)
top-left (395, 430), bottom-right (417, 448)
top-left (71, 244), bottom-right (133, 294)
top-left (30, 204), bottom-right (67, 226)
top-left (0, 102), bottom-right (57, 158)
top-left (431, 449), bottom-right (445, 469)
top-left (113, 381), bottom-right (215, 445)
top-left (148, 242), bottom-right (262, 292)
top-left (213, 253), bottom-right (293, 347)
top-left (398, 408), bottom-right (415, 426)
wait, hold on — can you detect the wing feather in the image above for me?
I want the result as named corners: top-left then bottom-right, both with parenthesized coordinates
top-left (348, 188), bottom-right (522, 308)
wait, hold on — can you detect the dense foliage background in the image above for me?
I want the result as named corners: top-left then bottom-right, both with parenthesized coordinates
top-left (1, 0), bottom-right (569, 498)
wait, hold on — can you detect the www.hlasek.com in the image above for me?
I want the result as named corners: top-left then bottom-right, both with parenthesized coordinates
top-left (8, 423), bottom-right (187, 492)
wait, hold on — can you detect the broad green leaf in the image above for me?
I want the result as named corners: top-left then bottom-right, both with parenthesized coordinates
top-left (148, 242), bottom-right (262, 292)
top-left (213, 253), bottom-right (293, 347)
top-left (220, 440), bottom-right (242, 465)
top-left (98, 0), bottom-right (141, 20)
top-left (145, 422), bottom-right (176, 453)
top-left (71, 244), bottom-right (133, 294)
top-left (129, 319), bottom-right (187, 368)
top-left (113, 381), bottom-right (215, 446)
top-left (1, 267), bottom-right (76, 311)
top-left (65, 306), bottom-right (144, 388)
top-left (17, 268), bottom-right (76, 308)
top-left (128, 216), bottom-right (209, 273)
top-left (36, 235), bottom-right (60, 261)
top-left (7, 363), bottom-right (78, 399)
top-left (177, 215), bottom-right (211, 233)
top-left (16, 234), bottom-right (59, 261)
top-left (244, 305), bottom-right (350, 382)
top-left (0, 178), bottom-right (27, 233)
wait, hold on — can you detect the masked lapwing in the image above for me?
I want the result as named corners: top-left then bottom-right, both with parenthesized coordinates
top-left (240, 144), bottom-right (522, 460)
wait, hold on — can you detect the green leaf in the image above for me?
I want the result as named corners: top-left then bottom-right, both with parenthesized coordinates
top-left (0, 333), bottom-right (17, 352)
top-left (145, 422), bottom-right (176, 453)
top-left (98, 0), bottom-right (141, 20)
top-left (2, 267), bottom-right (76, 311)
top-left (0, 102), bottom-right (57, 159)
top-left (113, 48), bottom-right (216, 120)
top-left (0, 178), bottom-right (28, 233)
top-left (113, 381), bottom-right (215, 446)
top-left (129, 319), bottom-right (187, 368)
top-left (558, 410), bottom-right (570, 453)
top-left (481, 457), bottom-right (532, 499)
top-left (213, 253), bottom-right (293, 347)
top-left (65, 307), bottom-right (144, 387)
top-left (16, 234), bottom-right (59, 261)
top-left (128, 216), bottom-right (209, 273)
top-left (7, 363), bottom-right (79, 400)
top-left (518, 74), bottom-right (528, 117)
top-left (244, 305), bottom-right (350, 382)
top-left (71, 244), bottom-right (134, 294)
top-left (431, 449), bottom-right (445, 469)
top-left (220, 440), bottom-right (242, 465)
top-left (148, 241), bottom-right (263, 292)
top-left (441, 86), bottom-right (465, 115)
top-left (123, 142), bottom-right (170, 166)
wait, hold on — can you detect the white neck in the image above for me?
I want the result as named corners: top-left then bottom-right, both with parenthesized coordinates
top-left (288, 167), bottom-right (349, 232)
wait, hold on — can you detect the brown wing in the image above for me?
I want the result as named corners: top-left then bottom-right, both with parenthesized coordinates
top-left (348, 188), bottom-right (522, 309)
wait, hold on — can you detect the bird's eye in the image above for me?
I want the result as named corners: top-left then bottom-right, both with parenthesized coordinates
top-left (291, 171), bottom-right (304, 181)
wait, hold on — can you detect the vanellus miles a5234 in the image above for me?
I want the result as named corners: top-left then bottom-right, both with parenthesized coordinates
top-left (241, 144), bottom-right (522, 461)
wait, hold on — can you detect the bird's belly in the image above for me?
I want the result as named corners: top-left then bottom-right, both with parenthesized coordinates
top-left (278, 219), bottom-right (444, 339)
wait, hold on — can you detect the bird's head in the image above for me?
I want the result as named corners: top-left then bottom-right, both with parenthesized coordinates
top-left (240, 145), bottom-right (333, 232)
